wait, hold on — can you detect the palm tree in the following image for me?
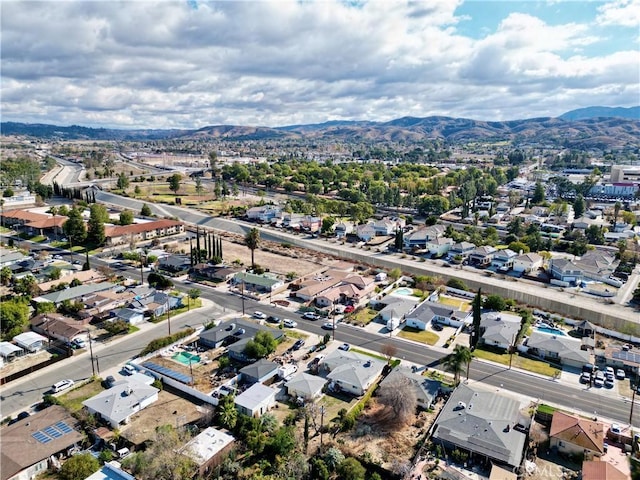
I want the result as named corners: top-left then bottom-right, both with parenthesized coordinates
top-left (50, 205), bottom-right (58, 241)
top-left (218, 399), bottom-right (238, 429)
top-left (443, 345), bottom-right (473, 385)
top-left (613, 201), bottom-right (622, 228)
top-left (245, 227), bottom-right (260, 270)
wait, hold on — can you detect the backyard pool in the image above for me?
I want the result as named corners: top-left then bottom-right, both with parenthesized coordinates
top-left (172, 351), bottom-right (201, 365)
top-left (535, 326), bottom-right (566, 336)
top-left (393, 287), bottom-right (414, 296)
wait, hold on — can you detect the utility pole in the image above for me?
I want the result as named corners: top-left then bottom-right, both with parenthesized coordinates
top-left (631, 374), bottom-right (637, 425)
top-left (319, 406), bottom-right (325, 453)
top-left (87, 330), bottom-right (96, 377)
top-left (241, 279), bottom-right (245, 316)
top-left (509, 334), bottom-right (516, 369)
top-left (167, 299), bottom-right (172, 336)
top-left (140, 253), bottom-right (145, 285)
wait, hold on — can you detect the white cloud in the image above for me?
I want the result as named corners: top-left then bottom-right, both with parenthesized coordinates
top-left (596, 0), bottom-right (640, 27)
top-left (0, 0), bottom-right (637, 128)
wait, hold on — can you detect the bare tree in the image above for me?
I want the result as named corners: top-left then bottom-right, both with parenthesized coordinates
top-left (376, 375), bottom-right (417, 426)
top-left (380, 342), bottom-right (397, 365)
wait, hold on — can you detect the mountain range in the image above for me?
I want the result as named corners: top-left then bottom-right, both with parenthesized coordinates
top-left (2, 107), bottom-right (638, 149)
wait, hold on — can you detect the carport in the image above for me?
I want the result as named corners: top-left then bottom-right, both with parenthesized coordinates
top-left (13, 331), bottom-right (48, 352)
top-left (0, 342), bottom-right (24, 361)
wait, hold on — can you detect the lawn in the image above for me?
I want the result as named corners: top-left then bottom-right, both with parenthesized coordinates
top-left (350, 348), bottom-right (389, 363)
top-left (318, 392), bottom-right (357, 422)
top-left (0, 226), bottom-right (12, 233)
top-left (58, 379), bottom-right (104, 413)
top-left (437, 295), bottom-right (471, 311)
top-left (152, 298), bottom-right (203, 322)
top-left (347, 307), bottom-right (378, 325)
top-left (397, 326), bottom-right (439, 345)
top-left (472, 348), bottom-right (560, 377)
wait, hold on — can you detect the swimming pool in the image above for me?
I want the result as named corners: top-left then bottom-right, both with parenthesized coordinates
top-left (394, 287), bottom-right (414, 296)
top-left (535, 326), bottom-right (566, 337)
top-left (172, 351), bottom-right (201, 365)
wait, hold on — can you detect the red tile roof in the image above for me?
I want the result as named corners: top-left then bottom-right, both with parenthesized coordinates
top-left (104, 219), bottom-right (183, 238)
top-left (582, 460), bottom-right (629, 480)
top-left (550, 411), bottom-right (605, 454)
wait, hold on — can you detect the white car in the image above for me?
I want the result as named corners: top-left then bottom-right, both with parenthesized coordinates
top-left (253, 311), bottom-right (267, 320)
top-left (283, 319), bottom-right (297, 328)
top-left (322, 321), bottom-right (336, 330)
top-left (302, 312), bottom-right (320, 320)
top-left (339, 343), bottom-right (350, 351)
top-left (51, 379), bottom-right (74, 393)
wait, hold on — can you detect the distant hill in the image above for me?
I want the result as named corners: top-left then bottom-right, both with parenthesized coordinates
top-left (2, 114), bottom-right (639, 149)
top-left (559, 106), bottom-right (640, 121)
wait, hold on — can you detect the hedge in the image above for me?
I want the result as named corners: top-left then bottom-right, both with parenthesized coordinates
top-left (140, 328), bottom-right (195, 356)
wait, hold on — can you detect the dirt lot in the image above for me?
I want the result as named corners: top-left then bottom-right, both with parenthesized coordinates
top-left (120, 389), bottom-right (206, 445)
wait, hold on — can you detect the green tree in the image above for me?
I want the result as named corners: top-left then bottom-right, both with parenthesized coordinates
top-left (573, 194), bottom-right (585, 218)
top-left (48, 266), bottom-right (62, 280)
top-left (612, 201), bottom-right (622, 227)
top-left (394, 228), bottom-right (404, 250)
top-left (63, 207), bottom-right (87, 245)
top-left (323, 447), bottom-right (346, 471)
top-left (13, 275), bottom-right (38, 296)
top-left (244, 331), bottom-right (277, 359)
top-left (119, 210), bottom-right (134, 225)
top-left (195, 176), bottom-right (204, 195)
top-left (444, 345), bottom-right (473, 385)
top-left (446, 278), bottom-right (467, 291)
top-left (321, 216), bottom-right (336, 235)
top-left (140, 204), bottom-right (152, 216)
top-left (337, 457), bottom-right (366, 480)
top-left (0, 298), bottom-right (29, 339)
top-left (168, 173), bottom-right (182, 194)
top-left (187, 288), bottom-right (201, 311)
top-left (116, 173), bottom-right (130, 190)
top-left (216, 395), bottom-right (238, 429)
top-left (310, 458), bottom-right (330, 480)
top-left (0, 266), bottom-right (12, 286)
top-left (265, 426), bottom-right (296, 458)
top-left (470, 288), bottom-right (482, 349)
top-left (87, 204), bottom-right (106, 246)
top-left (483, 294), bottom-right (506, 311)
top-left (531, 182), bottom-right (545, 204)
top-left (3, 187), bottom-right (14, 197)
top-left (245, 227), bottom-right (260, 269)
top-left (35, 301), bottom-right (57, 315)
top-left (59, 453), bottom-right (99, 480)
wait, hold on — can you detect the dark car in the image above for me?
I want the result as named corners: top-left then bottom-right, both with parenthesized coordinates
top-left (8, 411), bottom-right (30, 425)
top-left (103, 375), bottom-right (117, 389)
top-left (292, 339), bottom-right (305, 350)
top-left (266, 316), bottom-right (281, 324)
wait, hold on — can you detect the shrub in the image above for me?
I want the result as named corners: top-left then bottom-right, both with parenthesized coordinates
top-left (140, 328), bottom-right (195, 356)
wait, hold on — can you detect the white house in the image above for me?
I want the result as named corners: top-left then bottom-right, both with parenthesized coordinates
top-left (246, 205), bottom-right (282, 223)
top-left (404, 299), bottom-right (470, 330)
top-left (356, 223), bottom-right (376, 242)
top-left (334, 221), bottom-right (354, 238)
top-left (525, 331), bottom-right (591, 369)
top-left (285, 372), bottom-right (327, 401)
top-left (180, 427), bottom-right (236, 477)
top-left (235, 383), bottom-right (276, 417)
top-left (479, 312), bottom-right (522, 350)
top-left (323, 350), bottom-right (385, 396)
top-left (512, 252), bottom-right (543, 273)
top-left (83, 379), bottom-right (159, 428)
top-left (13, 331), bottom-right (48, 353)
top-left (425, 237), bottom-right (453, 257)
top-left (491, 249), bottom-right (517, 269)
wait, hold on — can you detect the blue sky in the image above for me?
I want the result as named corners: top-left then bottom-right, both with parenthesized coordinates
top-left (1, 0), bottom-right (638, 129)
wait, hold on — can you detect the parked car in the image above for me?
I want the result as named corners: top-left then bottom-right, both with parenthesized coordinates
top-left (103, 376), bottom-right (117, 389)
top-left (302, 312), bottom-right (320, 320)
top-left (322, 321), bottom-right (336, 330)
top-left (51, 379), bottom-right (75, 393)
top-left (616, 369), bottom-right (625, 380)
top-left (283, 319), bottom-right (297, 328)
top-left (266, 316), bottom-right (281, 324)
top-left (339, 343), bottom-right (350, 351)
top-left (610, 423), bottom-right (621, 435)
top-left (344, 305), bottom-right (355, 313)
top-left (580, 372), bottom-right (591, 384)
top-left (8, 411), bottom-right (30, 425)
top-left (122, 364), bottom-right (136, 375)
top-left (292, 339), bottom-right (305, 350)
top-left (253, 311), bottom-right (267, 320)
top-left (72, 338), bottom-right (86, 349)
top-left (594, 371), bottom-right (605, 387)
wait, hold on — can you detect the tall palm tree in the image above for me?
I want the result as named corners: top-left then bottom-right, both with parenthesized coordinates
top-left (443, 345), bottom-right (473, 385)
top-left (613, 201), bottom-right (622, 228)
top-left (245, 227), bottom-right (260, 270)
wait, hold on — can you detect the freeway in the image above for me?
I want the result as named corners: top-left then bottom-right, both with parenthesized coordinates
top-left (1, 244), bottom-right (638, 426)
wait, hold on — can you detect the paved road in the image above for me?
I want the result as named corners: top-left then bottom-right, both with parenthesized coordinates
top-left (2, 244), bottom-right (638, 425)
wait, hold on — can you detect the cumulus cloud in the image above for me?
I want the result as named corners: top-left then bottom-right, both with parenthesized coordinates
top-left (0, 0), bottom-right (638, 128)
top-left (596, 0), bottom-right (640, 27)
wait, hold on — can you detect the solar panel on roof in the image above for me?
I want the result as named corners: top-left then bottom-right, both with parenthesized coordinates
top-left (55, 421), bottom-right (73, 434)
top-left (142, 361), bottom-right (193, 385)
top-left (44, 426), bottom-right (62, 438)
top-left (32, 431), bottom-right (52, 443)
top-left (613, 351), bottom-right (640, 363)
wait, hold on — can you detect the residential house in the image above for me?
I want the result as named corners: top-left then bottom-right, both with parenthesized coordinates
top-left (468, 246), bottom-right (497, 266)
top-left (240, 359), bottom-right (280, 385)
top-left (0, 405), bottom-right (84, 480)
top-left (158, 254), bottom-right (191, 274)
top-left (234, 383), bottom-right (276, 417)
top-left (404, 299), bottom-right (470, 330)
top-left (403, 225), bottom-right (445, 250)
top-left (582, 461), bottom-right (628, 480)
top-left (512, 252), bottom-right (543, 273)
top-left (103, 219), bottom-right (185, 246)
top-left (380, 367), bottom-right (440, 409)
top-left (232, 271), bottom-right (285, 294)
top-left (293, 269), bottom-right (351, 301)
top-left (0, 248), bottom-right (27, 267)
top-left (30, 313), bottom-right (88, 345)
top-left (0, 342), bottom-right (23, 362)
top-left (301, 215), bottom-right (322, 232)
top-left (432, 383), bottom-right (527, 469)
top-left (447, 241), bottom-right (476, 261)
top-left (549, 411), bottom-right (605, 458)
top-left (355, 223), bottom-right (376, 242)
top-left (322, 350), bottom-right (385, 396)
top-left (198, 318), bottom-right (284, 351)
top-left (376, 296), bottom-right (419, 324)
top-left (111, 308), bottom-right (146, 326)
top-left (574, 251), bottom-right (620, 283)
top-left (85, 462), bottom-right (136, 480)
top-left (491, 249), bottom-right (517, 270)
top-left (81, 290), bottom-right (137, 319)
top-left (479, 312), bottom-right (522, 350)
top-left (1, 209), bottom-right (52, 233)
top-left (525, 331), bottom-right (591, 369)
top-left (314, 275), bottom-right (377, 308)
top-left (425, 237), bottom-right (453, 257)
top-left (603, 347), bottom-right (640, 376)
top-left (180, 428), bottom-right (235, 478)
top-left (549, 258), bottom-right (584, 285)
top-left (190, 264), bottom-right (239, 282)
top-left (129, 291), bottom-right (182, 317)
top-left (246, 205), bottom-right (282, 223)
top-left (334, 221), bottom-right (354, 238)
top-left (373, 217), bottom-right (405, 236)
top-left (285, 372), bottom-right (327, 401)
top-left (13, 332), bottom-right (48, 353)
top-left (32, 282), bottom-right (118, 306)
top-left (36, 269), bottom-right (106, 294)
top-left (83, 378), bottom-right (159, 428)
top-left (283, 213), bottom-right (304, 229)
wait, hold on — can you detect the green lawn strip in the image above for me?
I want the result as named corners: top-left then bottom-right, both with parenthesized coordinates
top-left (70, 246), bottom-right (85, 252)
top-left (396, 326), bottom-right (439, 346)
top-left (128, 325), bottom-right (140, 334)
top-left (30, 235), bottom-right (47, 243)
top-left (472, 348), bottom-right (560, 377)
top-left (58, 380), bottom-right (104, 413)
top-left (348, 308), bottom-right (378, 325)
top-left (284, 330), bottom-right (308, 340)
top-left (350, 348), bottom-right (389, 363)
top-left (0, 226), bottom-right (12, 233)
top-left (151, 298), bottom-right (203, 323)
